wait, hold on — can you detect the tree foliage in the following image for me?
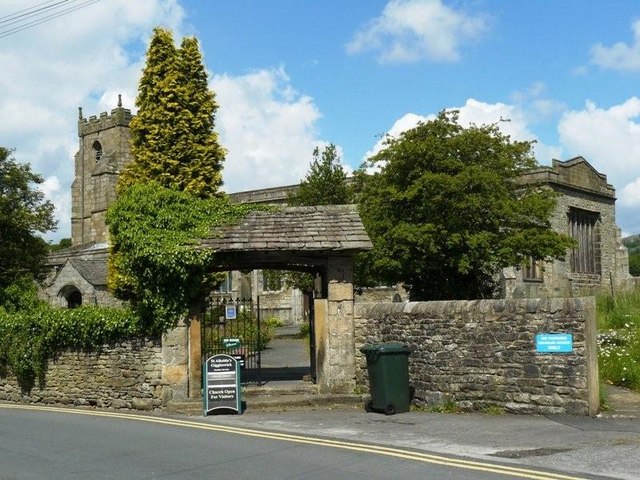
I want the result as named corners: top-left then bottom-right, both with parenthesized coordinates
top-left (622, 235), bottom-right (640, 276)
top-left (49, 237), bottom-right (71, 252)
top-left (282, 144), bottom-right (352, 292)
top-left (355, 110), bottom-right (575, 300)
top-left (0, 147), bottom-right (56, 293)
top-left (287, 144), bottom-right (352, 206)
top-left (622, 234), bottom-right (640, 254)
top-left (118, 27), bottom-right (225, 198)
top-left (107, 183), bottom-right (269, 332)
top-left (629, 253), bottom-right (640, 277)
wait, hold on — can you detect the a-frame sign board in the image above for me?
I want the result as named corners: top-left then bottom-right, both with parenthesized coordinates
top-left (203, 354), bottom-right (241, 415)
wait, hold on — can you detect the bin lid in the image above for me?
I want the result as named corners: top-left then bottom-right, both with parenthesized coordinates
top-left (360, 342), bottom-right (410, 354)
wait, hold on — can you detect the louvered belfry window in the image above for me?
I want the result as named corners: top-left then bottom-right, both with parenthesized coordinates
top-left (568, 208), bottom-right (601, 274)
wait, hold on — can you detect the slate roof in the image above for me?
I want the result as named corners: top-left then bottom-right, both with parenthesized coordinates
top-left (200, 204), bottom-right (373, 253)
top-left (68, 259), bottom-right (108, 286)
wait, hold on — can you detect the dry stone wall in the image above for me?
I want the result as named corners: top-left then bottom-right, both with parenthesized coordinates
top-left (0, 338), bottom-right (166, 411)
top-left (355, 297), bottom-right (598, 415)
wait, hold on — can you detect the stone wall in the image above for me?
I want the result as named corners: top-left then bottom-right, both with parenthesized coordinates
top-left (0, 338), bottom-right (166, 411)
top-left (259, 292), bottom-right (301, 324)
top-left (355, 297), bottom-right (599, 415)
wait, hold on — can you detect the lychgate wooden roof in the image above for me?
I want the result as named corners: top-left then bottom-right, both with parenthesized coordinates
top-left (199, 204), bottom-right (372, 271)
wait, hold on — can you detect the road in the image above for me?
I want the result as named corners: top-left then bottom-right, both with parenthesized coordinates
top-left (0, 405), bottom-right (598, 480)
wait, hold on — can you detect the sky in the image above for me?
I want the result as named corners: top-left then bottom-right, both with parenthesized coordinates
top-left (2, 0), bottom-right (640, 241)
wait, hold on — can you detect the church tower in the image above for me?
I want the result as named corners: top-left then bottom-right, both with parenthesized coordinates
top-left (71, 96), bottom-right (132, 245)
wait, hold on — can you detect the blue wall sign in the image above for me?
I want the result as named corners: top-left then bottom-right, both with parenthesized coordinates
top-left (225, 305), bottom-right (237, 320)
top-left (536, 333), bottom-right (573, 353)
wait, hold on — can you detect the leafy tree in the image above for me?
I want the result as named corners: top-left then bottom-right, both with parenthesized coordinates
top-left (49, 238), bottom-right (71, 252)
top-left (355, 110), bottom-right (575, 300)
top-left (622, 234), bottom-right (640, 254)
top-left (287, 144), bottom-right (351, 206)
top-left (281, 144), bottom-right (352, 292)
top-left (629, 252), bottom-right (640, 277)
top-left (107, 183), bottom-right (267, 332)
top-left (118, 27), bottom-right (225, 198)
top-left (0, 147), bottom-right (56, 295)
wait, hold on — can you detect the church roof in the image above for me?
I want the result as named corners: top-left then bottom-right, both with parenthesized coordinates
top-left (200, 204), bottom-right (373, 253)
top-left (68, 259), bottom-right (108, 286)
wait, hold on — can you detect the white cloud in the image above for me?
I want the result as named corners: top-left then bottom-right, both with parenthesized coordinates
top-left (558, 98), bottom-right (640, 206)
top-left (364, 113), bottom-right (431, 161)
top-left (0, 0), bottom-right (186, 241)
top-left (346, 0), bottom-right (489, 63)
top-left (212, 67), bottom-right (326, 192)
top-left (365, 99), bottom-right (559, 163)
top-left (456, 99), bottom-right (532, 139)
top-left (620, 178), bottom-right (640, 206)
top-left (591, 20), bottom-right (640, 71)
top-left (511, 82), bottom-right (566, 121)
top-left (0, 1), bottom-right (330, 239)
top-left (364, 95), bottom-right (640, 233)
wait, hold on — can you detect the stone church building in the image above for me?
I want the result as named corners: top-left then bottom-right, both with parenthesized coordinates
top-left (41, 101), bottom-right (633, 310)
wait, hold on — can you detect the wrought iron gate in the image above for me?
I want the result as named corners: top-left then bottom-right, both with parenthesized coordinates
top-left (201, 297), bottom-right (262, 385)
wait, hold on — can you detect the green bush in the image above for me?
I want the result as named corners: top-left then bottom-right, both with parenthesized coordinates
top-left (628, 252), bottom-right (640, 277)
top-left (597, 290), bottom-right (640, 391)
top-left (0, 304), bottom-right (141, 390)
top-left (0, 275), bottom-right (43, 313)
top-left (264, 316), bottom-right (284, 329)
top-left (202, 309), bottom-right (275, 353)
top-left (299, 322), bottom-right (311, 338)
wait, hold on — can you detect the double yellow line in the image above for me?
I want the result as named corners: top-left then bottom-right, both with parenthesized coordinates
top-left (0, 404), bottom-right (586, 480)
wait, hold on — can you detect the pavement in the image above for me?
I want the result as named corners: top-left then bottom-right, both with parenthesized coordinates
top-left (172, 325), bottom-right (640, 480)
top-left (602, 384), bottom-right (640, 418)
top-left (182, 388), bottom-right (640, 480)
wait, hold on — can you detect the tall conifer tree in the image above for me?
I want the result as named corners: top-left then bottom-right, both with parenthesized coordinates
top-left (119, 28), bottom-right (225, 198)
top-left (176, 36), bottom-right (225, 196)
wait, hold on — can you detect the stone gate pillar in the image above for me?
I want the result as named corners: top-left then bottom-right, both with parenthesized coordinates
top-left (161, 320), bottom-right (189, 402)
top-left (315, 255), bottom-right (356, 393)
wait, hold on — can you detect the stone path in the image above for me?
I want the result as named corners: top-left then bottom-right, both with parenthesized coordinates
top-left (256, 325), bottom-right (311, 383)
top-left (260, 325), bottom-right (309, 368)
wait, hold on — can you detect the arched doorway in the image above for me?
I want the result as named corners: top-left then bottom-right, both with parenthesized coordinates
top-left (58, 285), bottom-right (83, 309)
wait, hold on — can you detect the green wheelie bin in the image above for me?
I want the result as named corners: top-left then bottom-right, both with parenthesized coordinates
top-left (360, 343), bottom-right (411, 415)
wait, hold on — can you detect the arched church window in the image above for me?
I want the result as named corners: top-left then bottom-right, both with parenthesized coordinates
top-left (92, 140), bottom-right (103, 162)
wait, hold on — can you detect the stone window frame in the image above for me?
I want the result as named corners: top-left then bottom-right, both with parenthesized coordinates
top-left (92, 140), bottom-right (103, 162)
top-left (217, 271), bottom-right (233, 293)
top-left (567, 207), bottom-right (601, 275)
top-left (523, 257), bottom-right (544, 282)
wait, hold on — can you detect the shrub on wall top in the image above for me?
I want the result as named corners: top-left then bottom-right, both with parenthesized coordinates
top-left (0, 303), bottom-right (141, 390)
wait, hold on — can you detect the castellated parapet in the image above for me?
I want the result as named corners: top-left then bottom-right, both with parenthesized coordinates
top-left (78, 105), bottom-right (133, 136)
top-left (71, 97), bottom-right (133, 246)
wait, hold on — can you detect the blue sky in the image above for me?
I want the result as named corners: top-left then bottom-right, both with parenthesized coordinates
top-left (2, 0), bottom-right (640, 240)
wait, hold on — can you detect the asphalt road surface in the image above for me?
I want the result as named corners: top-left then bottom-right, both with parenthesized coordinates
top-left (0, 405), bottom-right (594, 480)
